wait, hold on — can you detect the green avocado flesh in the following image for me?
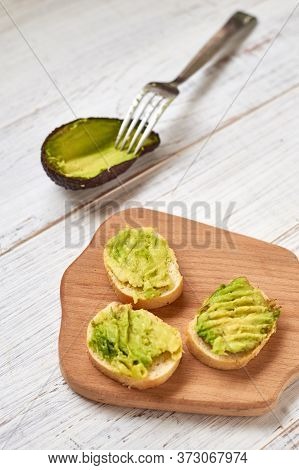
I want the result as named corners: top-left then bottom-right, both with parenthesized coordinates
top-left (88, 304), bottom-right (182, 379)
top-left (195, 277), bottom-right (280, 356)
top-left (105, 227), bottom-right (174, 302)
top-left (44, 118), bottom-right (159, 179)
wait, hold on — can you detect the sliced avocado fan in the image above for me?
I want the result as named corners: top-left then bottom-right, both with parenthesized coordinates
top-left (196, 277), bottom-right (280, 356)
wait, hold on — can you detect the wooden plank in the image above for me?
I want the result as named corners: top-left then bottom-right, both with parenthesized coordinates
top-left (53, 85), bottom-right (299, 252)
top-left (273, 224), bottom-right (299, 255)
top-left (1, 0), bottom-right (299, 254)
top-left (159, 86), bottom-right (299, 243)
top-left (1, 223), bottom-right (298, 449)
top-left (258, 226), bottom-right (299, 449)
top-left (262, 419), bottom-right (298, 449)
top-left (1, 0), bottom-right (299, 451)
top-left (1, 180), bottom-right (298, 449)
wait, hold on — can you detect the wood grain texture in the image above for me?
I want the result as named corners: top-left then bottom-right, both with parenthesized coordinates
top-left (1, 198), bottom-right (298, 449)
top-left (59, 208), bottom-right (299, 416)
top-left (262, 419), bottom-right (299, 449)
top-left (1, 0), bottom-right (299, 450)
top-left (1, 0), bottom-right (299, 254)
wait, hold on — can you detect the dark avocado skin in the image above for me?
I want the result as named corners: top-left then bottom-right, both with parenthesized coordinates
top-left (41, 117), bottom-right (160, 190)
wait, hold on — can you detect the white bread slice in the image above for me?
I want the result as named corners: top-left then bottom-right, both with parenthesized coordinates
top-left (186, 318), bottom-right (277, 370)
top-left (103, 230), bottom-right (183, 309)
top-left (87, 302), bottom-right (182, 389)
top-left (186, 288), bottom-right (278, 370)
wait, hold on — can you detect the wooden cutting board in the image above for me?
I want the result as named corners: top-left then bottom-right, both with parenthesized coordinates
top-left (59, 208), bottom-right (299, 416)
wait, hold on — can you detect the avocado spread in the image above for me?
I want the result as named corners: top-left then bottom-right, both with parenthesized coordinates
top-left (44, 118), bottom-right (159, 179)
top-left (88, 304), bottom-right (182, 379)
top-left (105, 227), bottom-right (174, 302)
top-left (196, 277), bottom-right (280, 355)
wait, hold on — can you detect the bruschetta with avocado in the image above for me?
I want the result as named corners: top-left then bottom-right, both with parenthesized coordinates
top-left (87, 302), bottom-right (182, 389)
top-left (186, 277), bottom-right (280, 370)
top-left (103, 227), bottom-right (183, 309)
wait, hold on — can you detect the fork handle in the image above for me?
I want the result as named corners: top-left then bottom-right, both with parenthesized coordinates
top-left (172, 11), bottom-right (257, 86)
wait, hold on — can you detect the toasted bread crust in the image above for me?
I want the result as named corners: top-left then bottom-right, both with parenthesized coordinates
top-left (87, 302), bottom-right (182, 389)
top-left (88, 348), bottom-right (181, 389)
top-left (103, 234), bottom-right (183, 309)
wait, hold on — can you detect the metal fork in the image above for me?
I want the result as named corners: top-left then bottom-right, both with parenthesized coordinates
top-left (115, 11), bottom-right (257, 155)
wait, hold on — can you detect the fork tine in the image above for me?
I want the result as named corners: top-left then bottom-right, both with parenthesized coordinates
top-left (115, 89), bottom-right (146, 148)
top-left (133, 97), bottom-right (172, 155)
top-left (127, 95), bottom-right (164, 153)
top-left (118, 92), bottom-right (154, 151)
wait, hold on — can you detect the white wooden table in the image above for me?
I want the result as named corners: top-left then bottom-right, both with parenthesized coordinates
top-left (1, 0), bottom-right (298, 450)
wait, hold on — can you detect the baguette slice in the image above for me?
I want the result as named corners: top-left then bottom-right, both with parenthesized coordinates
top-left (104, 228), bottom-right (183, 309)
top-left (87, 302), bottom-right (182, 389)
top-left (186, 318), bottom-right (277, 370)
top-left (186, 279), bottom-right (280, 370)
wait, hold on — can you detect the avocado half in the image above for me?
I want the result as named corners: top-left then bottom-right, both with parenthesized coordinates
top-left (41, 117), bottom-right (160, 190)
